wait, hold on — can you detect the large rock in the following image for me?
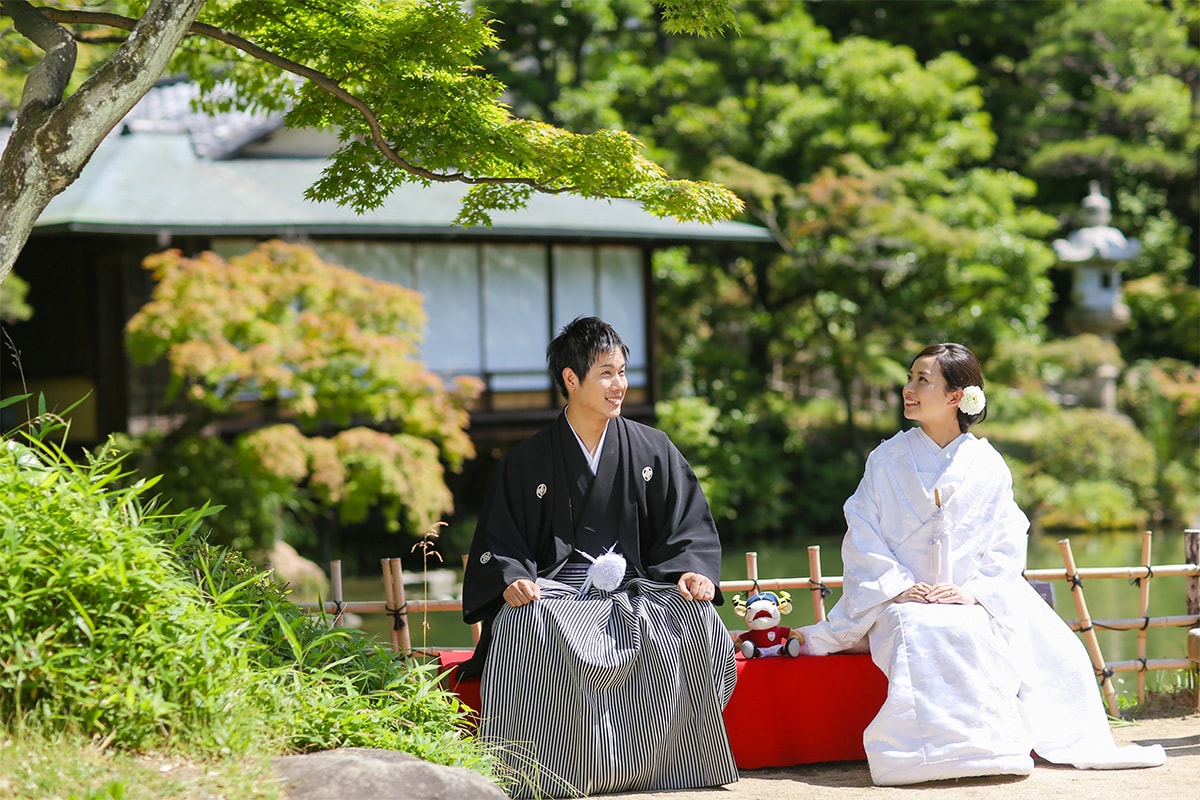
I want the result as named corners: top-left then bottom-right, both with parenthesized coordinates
top-left (259, 540), bottom-right (329, 602)
top-left (272, 748), bottom-right (508, 800)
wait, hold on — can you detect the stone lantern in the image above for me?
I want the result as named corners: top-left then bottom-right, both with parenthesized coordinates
top-left (1051, 181), bottom-right (1140, 413)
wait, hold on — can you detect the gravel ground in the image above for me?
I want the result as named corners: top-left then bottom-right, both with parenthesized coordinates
top-left (607, 713), bottom-right (1200, 800)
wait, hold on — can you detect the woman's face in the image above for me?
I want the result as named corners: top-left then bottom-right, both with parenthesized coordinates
top-left (903, 355), bottom-right (959, 426)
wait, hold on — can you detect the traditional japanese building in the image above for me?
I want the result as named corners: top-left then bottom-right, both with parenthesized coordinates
top-left (2, 79), bottom-right (771, 450)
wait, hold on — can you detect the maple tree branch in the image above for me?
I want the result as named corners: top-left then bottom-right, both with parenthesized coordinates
top-left (37, 6), bottom-right (570, 192)
top-left (3, 0), bottom-right (77, 114)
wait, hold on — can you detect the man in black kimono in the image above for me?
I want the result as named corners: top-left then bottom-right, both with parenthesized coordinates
top-left (461, 316), bottom-right (738, 798)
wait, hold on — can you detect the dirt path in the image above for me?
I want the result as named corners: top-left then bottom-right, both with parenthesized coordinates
top-left (608, 714), bottom-right (1200, 800)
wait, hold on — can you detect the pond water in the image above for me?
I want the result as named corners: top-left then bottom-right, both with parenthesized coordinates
top-left (338, 530), bottom-right (1195, 698)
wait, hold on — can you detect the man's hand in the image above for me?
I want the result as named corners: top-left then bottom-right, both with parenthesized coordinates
top-left (503, 578), bottom-right (541, 607)
top-left (678, 572), bottom-right (716, 602)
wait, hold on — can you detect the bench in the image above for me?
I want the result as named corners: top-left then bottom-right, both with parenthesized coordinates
top-left (437, 648), bottom-right (887, 769)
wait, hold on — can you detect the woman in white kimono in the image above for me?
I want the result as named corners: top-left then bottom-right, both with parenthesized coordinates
top-left (797, 343), bottom-right (1165, 786)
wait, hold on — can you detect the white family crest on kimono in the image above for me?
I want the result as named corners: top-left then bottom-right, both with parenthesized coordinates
top-left (462, 412), bottom-right (738, 797)
top-left (799, 428), bottom-right (1165, 785)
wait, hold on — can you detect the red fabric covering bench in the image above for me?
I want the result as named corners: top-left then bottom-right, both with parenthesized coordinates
top-left (723, 653), bottom-right (887, 768)
top-left (438, 649), bottom-right (482, 724)
top-left (436, 649), bottom-right (887, 770)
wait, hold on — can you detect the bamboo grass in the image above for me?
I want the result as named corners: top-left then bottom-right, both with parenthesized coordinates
top-left (1, 425), bottom-right (490, 772)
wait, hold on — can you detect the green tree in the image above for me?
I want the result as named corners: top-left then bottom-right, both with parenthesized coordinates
top-left (123, 240), bottom-right (480, 551)
top-left (486, 2), bottom-right (1060, 535)
top-left (481, 1), bottom-right (1197, 536)
top-left (1120, 358), bottom-right (1200, 526)
top-left (647, 7), bottom-right (1054, 433)
top-left (0, 0), bottom-right (742, 283)
top-left (1012, 0), bottom-right (1199, 361)
top-left (801, 0), bottom-right (1199, 363)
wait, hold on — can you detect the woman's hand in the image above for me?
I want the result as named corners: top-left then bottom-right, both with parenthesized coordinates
top-left (503, 578), bottom-right (541, 607)
top-left (925, 582), bottom-right (976, 605)
top-left (893, 582), bottom-right (933, 604)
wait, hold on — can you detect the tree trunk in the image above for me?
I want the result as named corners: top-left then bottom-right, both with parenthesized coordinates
top-left (0, 0), bottom-right (207, 283)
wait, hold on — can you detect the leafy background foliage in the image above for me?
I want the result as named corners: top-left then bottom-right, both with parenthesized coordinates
top-left (121, 241), bottom-right (480, 552)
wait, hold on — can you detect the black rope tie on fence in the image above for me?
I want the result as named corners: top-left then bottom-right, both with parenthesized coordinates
top-left (1096, 666), bottom-right (1115, 685)
top-left (808, 578), bottom-right (832, 599)
top-left (1136, 657), bottom-right (1148, 672)
top-left (387, 602), bottom-right (407, 631)
top-left (1130, 565), bottom-right (1154, 587)
top-left (1141, 615), bottom-right (1151, 630)
top-left (1079, 622), bottom-right (1094, 633)
top-left (333, 599), bottom-right (345, 621)
top-left (1067, 573), bottom-right (1083, 591)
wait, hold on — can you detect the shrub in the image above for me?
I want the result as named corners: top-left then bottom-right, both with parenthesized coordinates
top-left (1041, 479), bottom-right (1147, 531)
top-left (1, 409), bottom-right (490, 776)
top-left (657, 394), bottom-right (870, 540)
top-left (1027, 408), bottom-right (1156, 530)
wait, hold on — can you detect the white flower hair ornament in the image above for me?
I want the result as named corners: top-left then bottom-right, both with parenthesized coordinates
top-left (958, 385), bottom-right (987, 416)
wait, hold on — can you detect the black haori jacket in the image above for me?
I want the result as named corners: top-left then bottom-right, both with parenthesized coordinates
top-left (458, 412), bottom-right (724, 677)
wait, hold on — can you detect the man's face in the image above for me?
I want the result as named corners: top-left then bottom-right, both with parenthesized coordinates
top-left (567, 348), bottom-right (627, 423)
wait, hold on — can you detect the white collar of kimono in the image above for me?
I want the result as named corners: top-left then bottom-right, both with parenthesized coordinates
top-left (912, 426), bottom-right (970, 465)
top-left (565, 412), bottom-right (608, 474)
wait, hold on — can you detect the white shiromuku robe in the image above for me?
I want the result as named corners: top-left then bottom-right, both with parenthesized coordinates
top-left (799, 428), bottom-right (1166, 786)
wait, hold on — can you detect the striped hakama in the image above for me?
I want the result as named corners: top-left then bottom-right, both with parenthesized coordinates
top-left (480, 573), bottom-right (738, 798)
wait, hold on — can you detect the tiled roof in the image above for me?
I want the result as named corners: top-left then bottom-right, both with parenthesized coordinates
top-left (120, 79), bottom-right (287, 160)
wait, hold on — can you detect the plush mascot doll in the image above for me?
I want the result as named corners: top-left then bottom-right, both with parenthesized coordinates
top-left (731, 589), bottom-right (804, 658)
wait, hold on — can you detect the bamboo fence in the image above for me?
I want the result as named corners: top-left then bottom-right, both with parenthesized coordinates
top-left (296, 529), bottom-right (1200, 713)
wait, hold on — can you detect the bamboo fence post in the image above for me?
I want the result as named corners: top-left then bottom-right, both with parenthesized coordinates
top-left (1187, 529), bottom-right (1199, 712)
top-left (807, 545), bottom-right (827, 622)
top-left (330, 559), bottom-right (344, 628)
top-left (1135, 531), bottom-right (1153, 704)
top-left (745, 551), bottom-right (758, 585)
top-left (463, 555), bottom-right (481, 645)
top-left (381, 558), bottom-right (401, 653)
top-left (388, 557), bottom-right (413, 656)
top-left (1186, 530), bottom-right (1199, 618)
top-left (1059, 539), bottom-right (1119, 718)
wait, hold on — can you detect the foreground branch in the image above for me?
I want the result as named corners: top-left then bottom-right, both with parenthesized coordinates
top-left (39, 6), bottom-right (570, 193)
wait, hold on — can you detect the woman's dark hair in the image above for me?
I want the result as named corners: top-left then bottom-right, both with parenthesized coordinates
top-left (913, 342), bottom-right (987, 432)
top-left (547, 316), bottom-right (630, 399)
